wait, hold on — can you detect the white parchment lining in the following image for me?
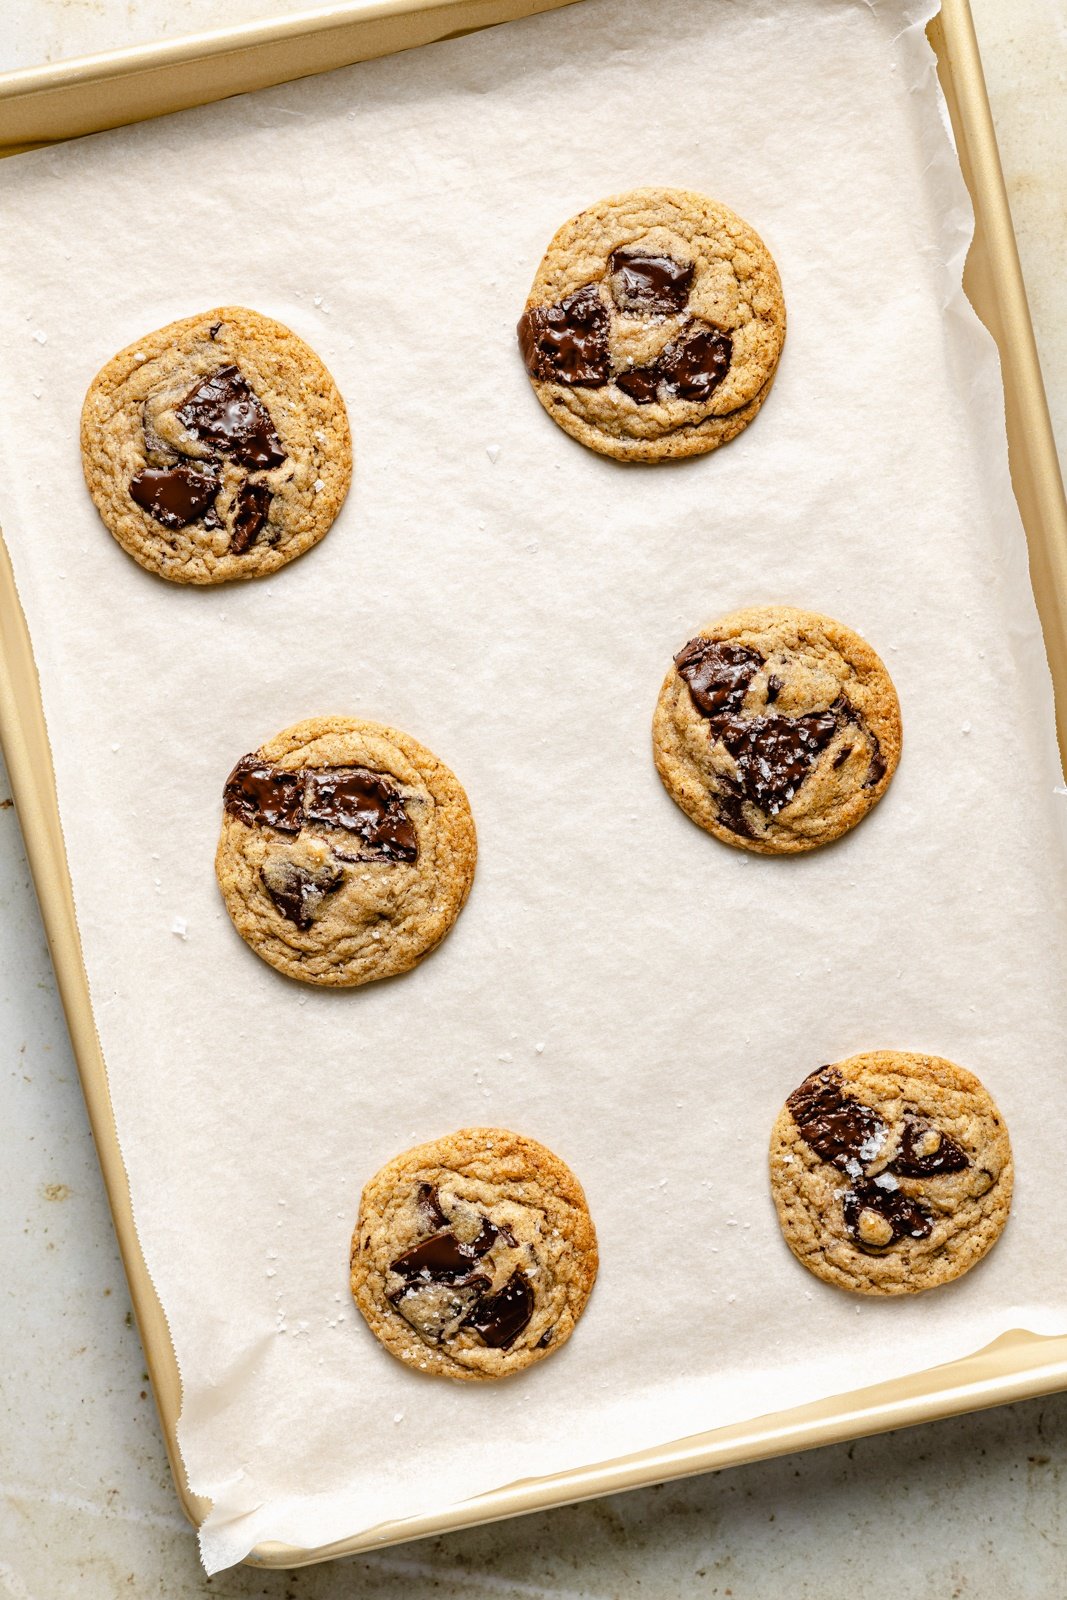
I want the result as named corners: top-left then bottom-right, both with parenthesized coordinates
top-left (1, 0), bottom-right (1066, 1572)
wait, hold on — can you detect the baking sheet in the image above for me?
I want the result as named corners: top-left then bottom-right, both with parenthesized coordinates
top-left (2, 0), bottom-right (1066, 1573)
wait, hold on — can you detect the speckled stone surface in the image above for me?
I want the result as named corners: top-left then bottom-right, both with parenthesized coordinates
top-left (2, 1), bottom-right (1066, 1593)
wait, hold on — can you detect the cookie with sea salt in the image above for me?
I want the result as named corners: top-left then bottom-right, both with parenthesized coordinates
top-left (351, 1128), bottom-right (598, 1380)
top-left (652, 605), bottom-right (901, 854)
top-left (215, 717), bottom-right (476, 986)
top-left (769, 1052), bottom-right (1013, 1295)
top-left (81, 307), bottom-right (350, 583)
top-left (516, 188), bottom-right (785, 462)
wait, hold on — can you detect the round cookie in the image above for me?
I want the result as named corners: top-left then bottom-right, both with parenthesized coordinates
top-left (215, 717), bottom-right (476, 987)
top-left (769, 1052), bottom-right (1013, 1296)
top-left (351, 1128), bottom-right (598, 1380)
top-left (652, 605), bottom-right (901, 854)
top-left (516, 187), bottom-right (785, 463)
top-left (81, 306), bottom-right (351, 583)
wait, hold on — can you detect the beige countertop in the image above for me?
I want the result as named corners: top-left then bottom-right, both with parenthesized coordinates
top-left (1, 2), bottom-right (1064, 1594)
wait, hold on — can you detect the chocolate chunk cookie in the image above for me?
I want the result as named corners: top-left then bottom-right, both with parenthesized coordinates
top-left (215, 717), bottom-right (476, 986)
top-left (652, 606), bottom-right (901, 853)
top-left (769, 1052), bottom-right (1013, 1295)
top-left (81, 307), bottom-right (351, 583)
top-left (351, 1128), bottom-right (598, 1380)
top-left (516, 188), bottom-right (785, 462)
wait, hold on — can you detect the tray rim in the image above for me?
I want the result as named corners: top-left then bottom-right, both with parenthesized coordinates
top-left (0, 0), bottom-right (584, 155)
top-left (1, 0), bottom-right (1066, 1571)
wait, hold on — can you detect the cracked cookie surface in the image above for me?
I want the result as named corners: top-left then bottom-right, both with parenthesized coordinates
top-left (652, 606), bottom-right (901, 854)
top-left (769, 1051), bottom-right (1013, 1296)
top-left (215, 716), bottom-right (476, 987)
top-left (516, 188), bottom-right (785, 462)
top-left (351, 1127), bottom-right (598, 1380)
top-left (81, 306), bottom-right (351, 583)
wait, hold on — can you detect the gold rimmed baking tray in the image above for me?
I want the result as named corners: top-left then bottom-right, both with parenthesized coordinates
top-left (1, 0), bottom-right (1065, 1570)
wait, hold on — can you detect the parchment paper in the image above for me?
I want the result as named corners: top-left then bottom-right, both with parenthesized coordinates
top-left (2, 0), bottom-right (1066, 1573)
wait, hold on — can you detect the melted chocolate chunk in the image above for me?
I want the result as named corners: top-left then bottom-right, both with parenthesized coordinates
top-left (176, 365), bottom-right (286, 469)
top-left (675, 637), bottom-right (764, 718)
top-left (787, 1068), bottom-right (887, 1171)
top-left (517, 285), bottom-right (611, 386)
top-left (891, 1118), bottom-right (969, 1178)
top-left (260, 860), bottom-right (343, 928)
top-left (129, 462), bottom-right (220, 530)
top-left (766, 674), bottom-right (783, 705)
top-left (839, 702), bottom-right (887, 789)
top-left (462, 1271), bottom-right (535, 1348)
top-left (390, 1230), bottom-right (487, 1284)
top-left (864, 739), bottom-right (887, 789)
top-left (609, 249), bottom-right (694, 316)
top-left (843, 1179), bottom-right (933, 1251)
top-left (304, 769), bottom-right (418, 862)
top-left (535, 1326), bottom-right (554, 1349)
top-left (229, 479), bottom-right (273, 555)
top-left (223, 756), bottom-right (419, 858)
top-left (223, 755), bottom-right (304, 833)
top-left (618, 324), bottom-right (734, 406)
top-left (657, 326), bottom-right (733, 402)
top-left (417, 1184), bottom-right (449, 1232)
top-left (615, 363), bottom-right (662, 404)
top-left (712, 786), bottom-right (755, 839)
top-left (833, 744), bottom-right (853, 769)
top-left (713, 708), bottom-right (839, 815)
top-left (208, 321), bottom-right (223, 339)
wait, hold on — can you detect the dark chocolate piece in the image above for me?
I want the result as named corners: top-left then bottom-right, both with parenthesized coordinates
top-left (223, 755), bottom-right (304, 833)
top-left (229, 479), bottom-right (273, 555)
top-left (712, 707), bottom-right (839, 815)
top-left (864, 739), bottom-right (887, 789)
top-left (388, 1212), bottom-right (511, 1282)
top-left (787, 1067), bottom-right (887, 1171)
top-left (416, 1184), bottom-right (449, 1232)
top-left (535, 1326), bottom-right (554, 1349)
top-left (609, 249), bottom-right (693, 316)
top-left (843, 1180), bottom-right (933, 1251)
top-left (617, 324), bottom-right (733, 406)
top-left (657, 325), bottom-right (733, 402)
top-left (615, 364), bottom-right (662, 404)
top-left (462, 1271), bottom-right (535, 1349)
top-left (390, 1231), bottom-right (487, 1284)
top-left (839, 702), bottom-right (888, 789)
top-left (766, 674), bottom-right (783, 705)
top-left (833, 744), bottom-right (853, 769)
top-left (891, 1118), bottom-right (969, 1178)
top-left (712, 787), bottom-right (755, 839)
top-left (675, 637), bottom-right (764, 718)
top-left (517, 285), bottom-right (611, 387)
top-left (304, 768), bottom-right (418, 862)
top-left (176, 365), bottom-right (286, 469)
top-left (460, 1216), bottom-right (512, 1257)
top-left (208, 321), bottom-right (223, 339)
top-left (129, 462), bottom-right (220, 530)
top-left (222, 755), bottom-right (419, 858)
top-left (260, 860), bottom-right (343, 928)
